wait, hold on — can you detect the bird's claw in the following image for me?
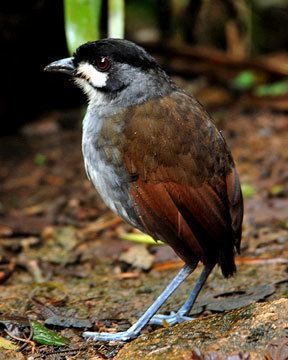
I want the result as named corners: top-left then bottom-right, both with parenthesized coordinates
top-left (149, 311), bottom-right (194, 326)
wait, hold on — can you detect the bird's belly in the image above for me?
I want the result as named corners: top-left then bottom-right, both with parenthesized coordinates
top-left (87, 158), bottom-right (128, 217)
top-left (82, 144), bottom-right (141, 228)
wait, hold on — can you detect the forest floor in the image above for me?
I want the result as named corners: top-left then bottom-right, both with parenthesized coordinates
top-left (0, 79), bottom-right (287, 359)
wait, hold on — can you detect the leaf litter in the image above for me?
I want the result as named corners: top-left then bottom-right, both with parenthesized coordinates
top-left (0, 76), bottom-right (287, 358)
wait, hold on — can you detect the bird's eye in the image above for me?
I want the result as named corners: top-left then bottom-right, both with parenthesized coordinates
top-left (96, 57), bottom-right (110, 72)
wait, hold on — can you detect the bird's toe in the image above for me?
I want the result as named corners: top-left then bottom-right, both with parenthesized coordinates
top-left (149, 312), bottom-right (195, 326)
top-left (83, 330), bottom-right (138, 342)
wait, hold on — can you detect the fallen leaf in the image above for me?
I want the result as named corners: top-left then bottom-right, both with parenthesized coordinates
top-left (0, 336), bottom-right (17, 350)
top-left (0, 315), bottom-right (30, 337)
top-left (119, 245), bottom-right (155, 270)
top-left (119, 232), bottom-right (163, 245)
top-left (190, 284), bottom-right (275, 315)
top-left (44, 316), bottom-right (92, 329)
top-left (32, 297), bottom-right (60, 319)
top-left (31, 321), bottom-right (70, 346)
top-left (0, 215), bottom-right (50, 236)
top-left (42, 226), bottom-right (79, 265)
top-left (241, 183), bottom-right (257, 199)
top-left (33, 296), bottom-right (92, 328)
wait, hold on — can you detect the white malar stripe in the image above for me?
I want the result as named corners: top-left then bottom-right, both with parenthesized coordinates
top-left (74, 78), bottom-right (105, 105)
top-left (77, 62), bottom-right (108, 88)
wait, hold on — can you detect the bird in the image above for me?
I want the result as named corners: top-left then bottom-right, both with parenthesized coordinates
top-left (45, 38), bottom-right (243, 342)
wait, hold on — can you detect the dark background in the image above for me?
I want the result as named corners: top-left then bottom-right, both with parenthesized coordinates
top-left (1, 0), bottom-right (288, 134)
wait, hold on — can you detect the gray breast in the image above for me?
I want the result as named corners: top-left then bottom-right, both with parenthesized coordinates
top-left (81, 110), bottom-right (141, 229)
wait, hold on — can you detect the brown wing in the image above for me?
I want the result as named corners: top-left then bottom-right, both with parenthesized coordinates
top-left (122, 92), bottom-right (243, 277)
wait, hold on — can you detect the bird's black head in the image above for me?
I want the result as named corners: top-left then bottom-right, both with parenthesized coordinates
top-left (74, 38), bottom-right (158, 72)
top-left (45, 38), bottom-right (173, 103)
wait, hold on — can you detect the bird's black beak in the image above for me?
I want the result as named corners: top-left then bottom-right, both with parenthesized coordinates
top-left (44, 57), bottom-right (76, 75)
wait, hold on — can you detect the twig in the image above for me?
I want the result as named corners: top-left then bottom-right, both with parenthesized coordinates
top-left (114, 272), bottom-right (140, 280)
top-left (236, 257), bottom-right (288, 265)
top-left (81, 216), bottom-right (122, 236)
top-left (140, 41), bottom-right (288, 77)
top-left (4, 325), bottom-right (34, 352)
top-left (152, 257), bottom-right (288, 271)
top-left (26, 260), bottom-right (45, 283)
top-left (31, 345), bottom-right (91, 359)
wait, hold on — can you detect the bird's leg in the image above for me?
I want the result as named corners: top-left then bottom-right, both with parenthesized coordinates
top-left (178, 263), bottom-right (215, 316)
top-left (149, 263), bottom-right (215, 326)
top-left (83, 264), bottom-right (194, 342)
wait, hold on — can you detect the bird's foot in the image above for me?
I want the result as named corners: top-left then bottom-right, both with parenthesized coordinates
top-left (83, 330), bottom-right (138, 342)
top-left (149, 311), bottom-right (194, 326)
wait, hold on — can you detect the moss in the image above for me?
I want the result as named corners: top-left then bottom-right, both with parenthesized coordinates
top-left (115, 299), bottom-right (288, 360)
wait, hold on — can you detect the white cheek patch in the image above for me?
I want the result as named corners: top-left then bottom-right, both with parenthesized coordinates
top-left (74, 78), bottom-right (94, 96)
top-left (77, 62), bottom-right (108, 88)
top-left (74, 78), bottom-right (105, 105)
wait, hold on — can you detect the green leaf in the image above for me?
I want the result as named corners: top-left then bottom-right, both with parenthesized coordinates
top-left (64, 0), bottom-right (102, 54)
top-left (34, 153), bottom-right (47, 167)
top-left (231, 71), bottom-right (257, 90)
top-left (0, 336), bottom-right (17, 350)
top-left (241, 183), bottom-right (257, 199)
top-left (108, 0), bottom-right (125, 38)
top-left (254, 80), bottom-right (288, 97)
top-left (31, 321), bottom-right (70, 346)
top-left (120, 233), bottom-right (163, 245)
